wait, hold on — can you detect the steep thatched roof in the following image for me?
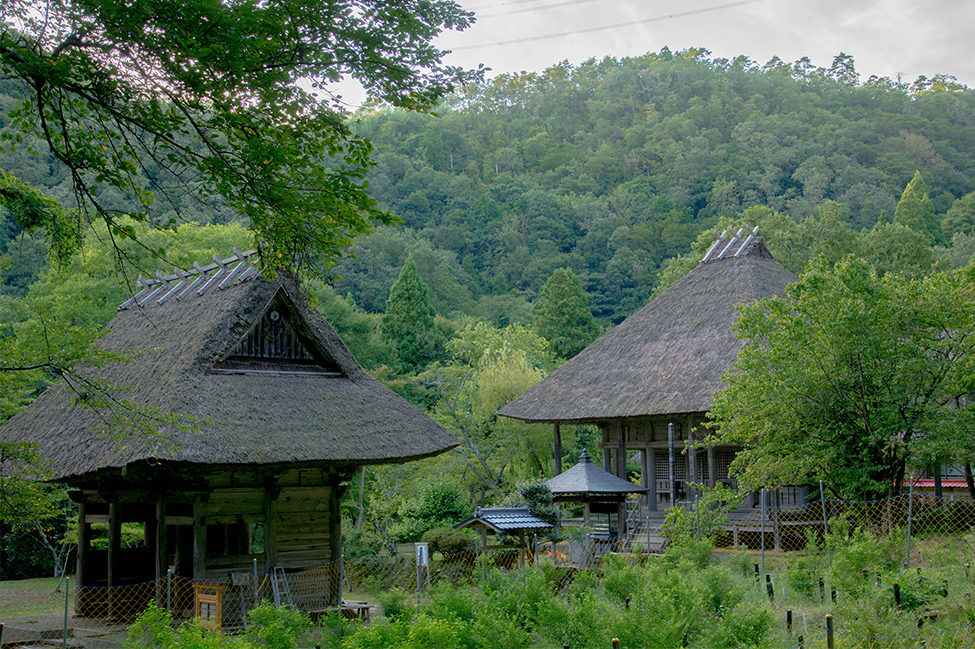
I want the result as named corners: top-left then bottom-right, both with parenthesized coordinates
top-left (498, 237), bottom-right (797, 424)
top-left (546, 451), bottom-right (647, 498)
top-left (0, 257), bottom-right (457, 484)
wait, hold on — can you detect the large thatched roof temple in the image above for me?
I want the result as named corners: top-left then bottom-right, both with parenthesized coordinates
top-left (0, 251), bottom-right (457, 617)
top-left (499, 231), bottom-right (799, 528)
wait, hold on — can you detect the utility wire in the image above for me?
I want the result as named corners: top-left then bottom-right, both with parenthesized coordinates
top-left (451, 0), bottom-right (769, 51)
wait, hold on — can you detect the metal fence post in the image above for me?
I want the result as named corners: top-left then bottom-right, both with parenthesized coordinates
top-left (820, 481), bottom-right (831, 564)
top-left (826, 614), bottom-right (834, 649)
top-left (253, 559), bottom-right (259, 609)
top-left (339, 555), bottom-right (344, 609)
top-left (63, 577), bottom-right (69, 649)
top-left (905, 479), bottom-right (915, 568)
top-left (760, 489), bottom-right (766, 574)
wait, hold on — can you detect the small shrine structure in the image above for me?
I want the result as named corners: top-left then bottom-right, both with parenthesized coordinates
top-left (546, 450), bottom-right (647, 536)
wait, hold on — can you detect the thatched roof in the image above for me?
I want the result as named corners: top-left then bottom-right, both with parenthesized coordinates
top-left (0, 256), bottom-right (457, 484)
top-left (498, 236), bottom-right (797, 424)
top-left (547, 451), bottom-right (647, 498)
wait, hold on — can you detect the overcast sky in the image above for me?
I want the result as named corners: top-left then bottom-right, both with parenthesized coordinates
top-left (427, 0), bottom-right (973, 93)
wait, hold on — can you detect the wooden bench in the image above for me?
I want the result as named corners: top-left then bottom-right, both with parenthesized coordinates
top-left (309, 600), bottom-right (372, 625)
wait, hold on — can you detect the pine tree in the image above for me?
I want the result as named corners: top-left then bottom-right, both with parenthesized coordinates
top-left (533, 267), bottom-right (599, 359)
top-left (382, 255), bottom-right (443, 373)
top-left (893, 171), bottom-right (945, 246)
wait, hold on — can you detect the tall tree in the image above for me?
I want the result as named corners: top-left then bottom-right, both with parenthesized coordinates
top-left (533, 267), bottom-right (599, 359)
top-left (708, 257), bottom-right (975, 499)
top-left (0, 0), bottom-right (477, 271)
top-left (381, 255), bottom-right (443, 373)
top-left (894, 171), bottom-right (946, 246)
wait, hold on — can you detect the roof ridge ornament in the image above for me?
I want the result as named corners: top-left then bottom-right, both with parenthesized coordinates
top-left (118, 249), bottom-right (262, 310)
top-left (700, 225), bottom-right (759, 264)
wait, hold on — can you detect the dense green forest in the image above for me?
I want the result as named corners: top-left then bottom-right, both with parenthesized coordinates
top-left (5, 49), bottom-right (975, 324)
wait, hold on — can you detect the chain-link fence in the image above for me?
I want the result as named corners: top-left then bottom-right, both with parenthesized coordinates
top-left (664, 491), bottom-right (975, 556)
top-left (4, 492), bottom-right (975, 647)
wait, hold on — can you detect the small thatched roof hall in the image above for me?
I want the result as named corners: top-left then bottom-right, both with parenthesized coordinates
top-left (498, 232), bottom-right (798, 520)
top-left (0, 250), bottom-right (457, 614)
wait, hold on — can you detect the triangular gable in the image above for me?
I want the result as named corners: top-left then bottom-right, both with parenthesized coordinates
top-left (212, 289), bottom-right (343, 376)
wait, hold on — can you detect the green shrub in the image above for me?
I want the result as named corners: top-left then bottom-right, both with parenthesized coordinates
top-left (245, 601), bottom-right (311, 649)
top-left (703, 602), bottom-right (776, 649)
top-left (421, 526), bottom-right (474, 558)
top-left (378, 586), bottom-right (414, 623)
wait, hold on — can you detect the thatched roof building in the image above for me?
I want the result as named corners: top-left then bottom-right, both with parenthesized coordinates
top-left (0, 250), bottom-right (457, 619)
top-left (499, 232), bottom-right (798, 518)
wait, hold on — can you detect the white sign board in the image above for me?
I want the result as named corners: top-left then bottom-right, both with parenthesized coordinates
top-left (415, 542), bottom-right (429, 567)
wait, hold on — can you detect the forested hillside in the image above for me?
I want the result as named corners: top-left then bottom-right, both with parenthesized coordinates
top-left (326, 50), bottom-right (975, 323)
top-left (4, 48), bottom-right (975, 324)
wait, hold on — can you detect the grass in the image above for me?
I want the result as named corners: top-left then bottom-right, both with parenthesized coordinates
top-left (0, 576), bottom-right (66, 618)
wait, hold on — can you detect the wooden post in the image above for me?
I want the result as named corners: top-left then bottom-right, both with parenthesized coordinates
top-left (646, 448), bottom-right (657, 512)
top-left (640, 449), bottom-right (650, 511)
top-left (707, 446), bottom-right (716, 490)
top-left (687, 416), bottom-right (697, 499)
top-left (193, 501), bottom-right (207, 580)
top-left (155, 497), bottom-right (167, 606)
top-left (107, 499), bottom-right (121, 621)
top-left (553, 422), bottom-right (562, 475)
top-left (76, 497), bottom-right (88, 588)
top-left (583, 502), bottom-right (591, 527)
top-left (668, 423), bottom-right (677, 506)
top-left (263, 488), bottom-right (278, 573)
top-left (617, 421), bottom-right (626, 480)
top-left (75, 497), bottom-right (88, 616)
top-left (601, 426), bottom-right (611, 473)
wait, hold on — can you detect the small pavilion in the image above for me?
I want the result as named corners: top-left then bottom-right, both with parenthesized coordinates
top-left (546, 450), bottom-right (647, 536)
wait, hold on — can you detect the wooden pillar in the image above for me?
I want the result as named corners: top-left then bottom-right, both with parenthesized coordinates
top-left (553, 422), bottom-right (562, 476)
top-left (668, 423), bottom-right (677, 506)
top-left (107, 500), bottom-right (121, 587)
top-left (707, 446), bottom-right (717, 489)
top-left (583, 502), bottom-right (591, 527)
top-left (76, 497), bottom-right (88, 588)
top-left (617, 422), bottom-right (626, 480)
top-left (329, 483), bottom-right (342, 564)
top-left (640, 449), bottom-right (650, 510)
top-left (155, 497), bottom-right (167, 606)
top-left (107, 499), bottom-right (121, 621)
top-left (647, 448), bottom-right (657, 512)
top-left (617, 502), bottom-right (626, 536)
top-left (193, 501), bottom-right (207, 580)
top-left (687, 416), bottom-right (697, 500)
top-left (263, 488), bottom-right (278, 573)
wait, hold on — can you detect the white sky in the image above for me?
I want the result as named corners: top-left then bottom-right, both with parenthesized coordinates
top-left (423, 0), bottom-right (973, 97)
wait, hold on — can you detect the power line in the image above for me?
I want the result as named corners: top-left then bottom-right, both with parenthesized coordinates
top-left (451, 0), bottom-right (769, 51)
top-left (465, 0), bottom-right (558, 12)
top-left (476, 0), bottom-right (609, 19)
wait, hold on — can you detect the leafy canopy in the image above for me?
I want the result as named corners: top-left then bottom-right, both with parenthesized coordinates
top-left (708, 257), bottom-right (975, 499)
top-left (0, 0), bottom-right (478, 271)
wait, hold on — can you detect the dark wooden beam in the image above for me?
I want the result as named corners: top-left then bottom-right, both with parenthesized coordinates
top-left (553, 422), bottom-right (562, 476)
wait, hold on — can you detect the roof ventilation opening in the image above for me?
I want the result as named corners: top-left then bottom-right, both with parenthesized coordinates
top-left (212, 292), bottom-right (343, 377)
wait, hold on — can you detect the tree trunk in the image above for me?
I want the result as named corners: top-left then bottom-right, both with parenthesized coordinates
top-left (965, 463), bottom-right (975, 501)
